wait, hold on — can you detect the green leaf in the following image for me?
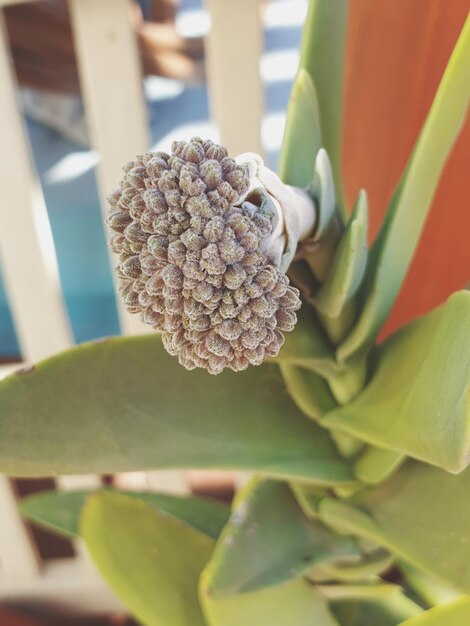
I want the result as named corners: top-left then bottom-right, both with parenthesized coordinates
top-left (20, 488), bottom-right (229, 540)
top-left (310, 549), bottom-right (394, 583)
top-left (354, 448), bottom-right (405, 485)
top-left (314, 191), bottom-right (368, 319)
top-left (291, 482), bottom-right (328, 519)
top-left (280, 364), bottom-right (337, 422)
top-left (81, 491), bottom-right (214, 626)
top-left (318, 583), bottom-right (400, 601)
top-left (275, 305), bottom-right (341, 377)
top-left (324, 292), bottom-right (470, 473)
top-left (296, 0), bottom-right (349, 209)
top-left (399, 562), bottom-right (460, 608)
top-left (279, 68), bottom-right (322, 188)
top-left (338, 15), bottom-right (470, 363)
top-left (204, 479), bottom-right (359, 597)
top-left (200, 577), bottom-right (340, 626)
top-left (332, 593), bottom-right (423, 626)
top-left (303, 150), bottom-right (346, 285)
top-left (0, 335), bottom-right (353, 485)
top-left (309, 149), bottom-right (338, 240)
top-left (399, 597), bottom-right (470, 626)
top-left (319, 460), bottom-right (470, 593)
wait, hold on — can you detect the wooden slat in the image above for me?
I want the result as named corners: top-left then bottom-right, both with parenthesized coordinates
top-left (0, 11), bottom-right (72, 363)
top-left (144, 471), bottom-right (189, 495)
top-left (0, 558), bottom-right (122, 612)
top-left (204, 0), bottom-right (264, 157)
top-left (0, 13), bottom-right (103, 582)
top-left (0, 0), bottom-right (38, 6)
top-left (0, 477), bottom-right (39, 580)
top-left (0, 13), bottom-right (69, 577)
top-left (69, 0), bottom-right (150, 335)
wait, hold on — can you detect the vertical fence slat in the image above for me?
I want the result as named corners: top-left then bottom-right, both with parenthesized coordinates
top-left (0, 477), bottom-right (39, 580)
top-left (0, 8), bottom-right (69, 579)
top-left (0, 11), bottom-right (72, 363)
top-left (204, 0), bottom-right (264, 156)
top-left (144, 471), bottom-right (189, 495)
top-left (69, 0), bottom-right (150, 336)
top-left (0, 11), bottom-right (103, 581)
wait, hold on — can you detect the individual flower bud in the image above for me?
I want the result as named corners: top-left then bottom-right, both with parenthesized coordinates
top-left (107, 137), bottom-right (317, 374)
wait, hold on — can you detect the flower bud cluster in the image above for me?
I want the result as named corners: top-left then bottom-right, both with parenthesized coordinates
top-left (107, 137), bottom-right (301, 374)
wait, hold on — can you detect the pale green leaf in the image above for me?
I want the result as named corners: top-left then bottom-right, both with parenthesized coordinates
top-left (0, 335), bottom-right (353, 485)
top-left (314, 190), bottom-right (368, 318)
top-left (331, 593), bottom-right (423, 626)
top-left (303, 150), bottom-right (345, 285)
top-left (20, 488), bottom-right (229, 540)
top-left (295, 0), bottom-right (349, 208)
top-left (291, 482), bottom-right (327, 519)
top-left (280, 364), bottom-right (337, 422)
top-left (200, 577), bottom-right (340, 626)
top-left (81, 491), bottom-right (214, 626)
top-left (399, 597), bottom-right (470, 626)
top-left (399, 562), bottom-right (460, 608)
top-left (275, 305), bottom-right (341, 377)
top-left (310, 549), bottom-right (394, 583)
top-left (319, 460), bottom-right (470, 592)
top-left (309, 148), bottom-right (338, 240)
top-left (278, 68), bottom-right (322, 188)
top-left (204, 479), bottom-right (358, 598)
top-left (324, 292), bottom-right (470, 473)
top-left (338, 15), bottom-right (470, 362)
top-left (318, 583), bottom-right (400, 601)
top-left (355, 448), bottom-right (405, 485)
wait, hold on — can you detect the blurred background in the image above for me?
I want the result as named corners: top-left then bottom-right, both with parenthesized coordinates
top-left (0, 0), bottom-right (468, 623)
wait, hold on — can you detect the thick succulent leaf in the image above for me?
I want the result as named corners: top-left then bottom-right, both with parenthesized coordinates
top-left (81, 491), bottom-right (214, 626)
top-left (324, 292), bottom-right (470, 473)
top-left (314, 190), bottom-right (368, 318)
top-left (332, 593), bottom-right (423, 626)
top-left (0, 335), bottom-right (353, 484)
top-left (276, 305), bottom-right (341, 377)
top-left (280, 364), bottom-right (337, 422)
top-left (354, 448), bottom-right (405, 485)
top-left (291, 482), bottom-right (329, 523)
top-left (296, 0), bottom-right (349, 209)
top-left (399, 597), bottom-right (470, 626)
top-left (203, 479), bottom-right (358, 598)
top-left (338, 15), bottom-right (470, 362)
top-left (400, 562), bottom-right (460, 607)
top-left (309, 149), bottom-right (338, 240)
top-left (319, 583), bottom-right (400, 601)
top-left (201, 577), bottom-right (339, 626)
top-left (310, 549), bottom-right (394, 583)
top-left (319, 460), bottom-right (470, 592)
top-left (304, 150), bottom-right (345, 285)
top-left (279, 68), bottom-right (322, 188)
top-left (20, 488), bottom-right (229, 540)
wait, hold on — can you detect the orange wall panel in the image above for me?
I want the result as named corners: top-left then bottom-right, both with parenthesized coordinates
top-left (342, 0), bottom-right (470, 336)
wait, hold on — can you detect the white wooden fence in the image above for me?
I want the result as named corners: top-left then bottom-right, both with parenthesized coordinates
top-left (0, 0), bottom-right (263, 613)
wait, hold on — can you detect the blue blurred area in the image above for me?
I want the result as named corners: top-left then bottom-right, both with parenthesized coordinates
top-left (0, 0), bottom-right (304, 358)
